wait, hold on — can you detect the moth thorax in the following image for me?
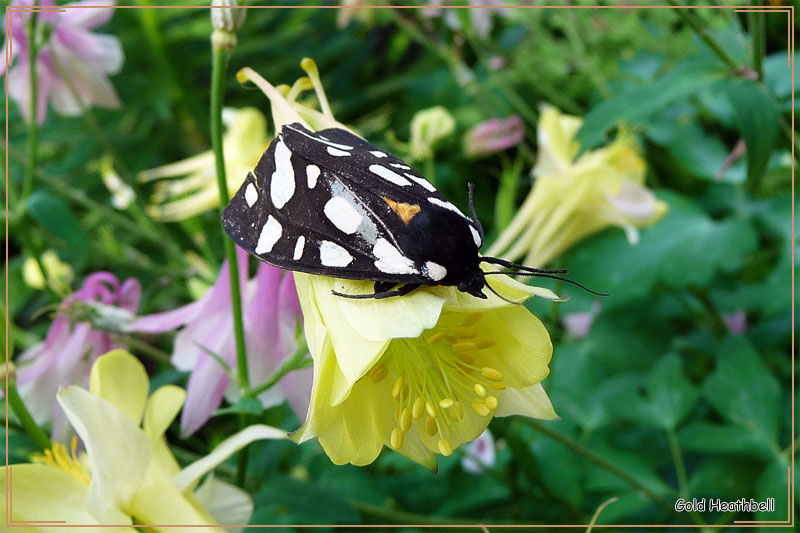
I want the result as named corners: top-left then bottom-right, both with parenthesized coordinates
top-left (366, 312), bottom-right (506, 457)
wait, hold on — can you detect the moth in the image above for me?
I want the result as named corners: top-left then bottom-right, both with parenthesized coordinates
top-left (222, 123), bottom-right (598, 300)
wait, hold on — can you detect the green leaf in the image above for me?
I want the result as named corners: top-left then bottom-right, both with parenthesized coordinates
top-left (755, 457), bottom-right (790, 524)
top-left (763, 52), bottom-right (797, 100)
top-left (576, 60), bottom-right (725, 149)
top-left (688, 457), bottom-right (763, 501)
top-left (250, 474), bottom-right (360, 524)
top-left (25, 191), bottom-right (89, 264)
top-left (532, 430), bottom-right (585, 507)
top-left (678, 422), bottom-right (773, 458)
top-left (645, 353), bottom-right (700, 430)
top-left (701, 336), bottom-right (781, 449)
top-left (726, 79), bottom-right (779, 184)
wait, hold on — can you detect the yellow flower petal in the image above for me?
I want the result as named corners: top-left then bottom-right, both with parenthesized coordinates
top-left (143, 385), bottom-right (186, 478)
top-left (194, 473), bottom-right (254, 532)
top-left (130, 468), bottom-right (218, 531)
top-left (57, 386), bottom-right (151, 525)
top-left (0, 464), bottom-right (136, 531)
top-left (495, 382), bottom-right (558, 419)
top-left (88, 350), bottom-right (149, 426)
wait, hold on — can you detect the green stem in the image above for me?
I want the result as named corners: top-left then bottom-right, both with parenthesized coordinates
top-left (667, 428), bottom-right (689, 499)
top-left (668, 2), bottom-right (740, 71)
top-left (22, 5), bottom-right (38, 201)
top-left (525, 419), bottom-right (706, 526)
top-left (112, 333), bottom-right (172, 364)
top-left (7, 382), bottom-right (51, 452)
top-left (688, 287), bottom-right (727, 338)
top-left (423, 156), bottom-right (436, 187)
top-left (749, 2), bottom-right (764, 81)
top-left (563, 9), bottom-right (611, 98)
top-left (246, 338), bottom-right (309, 398)
top-left (211, 42), bottom-right (249, 485)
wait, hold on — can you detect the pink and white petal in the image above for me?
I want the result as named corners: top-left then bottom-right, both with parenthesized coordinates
top-left (279, 365), bottom-right (313, 423)
top-left (118, 278), bottom-right (142, 312)
top-left (180, 351), bottom-right (230, 437)
top-left (61, 0), bottom-right (115, 30)
top-left (126, 300), bottom-right (203, 334)
top-left (56, 28), bottom-right (123, 74)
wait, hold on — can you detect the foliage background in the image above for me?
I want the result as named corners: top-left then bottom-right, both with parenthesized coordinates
top-left (4, 1), bottom-right (797, 528)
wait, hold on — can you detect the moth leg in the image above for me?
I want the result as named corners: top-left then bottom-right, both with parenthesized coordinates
top-left (332, 283), bottom-right (421, 300)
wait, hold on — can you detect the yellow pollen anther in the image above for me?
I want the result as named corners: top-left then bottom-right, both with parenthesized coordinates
top-left (458, 353), bottom-right (476, 364)
top-left (425, 416), bottom-right (438, 436)
top-left (400, 407), bottom-right (412, 432)
top-left (471, 400), bottom-right (491, 417)
top-left (412, 397), bottom-right (425, 419)
top-left (427, 331), bottom-right (447, 344)
top-left (451, 401), bottom-right (465, 421)
top-left (445, 335), bottom-right (458, 344)
top-left (491, 383), bottom-right (506, 390)
top-left (371, 366), bottom-right (388, 383)
top-left (392, 376), bottom-right (404, 398)
top-left (32, 437), bottom-right (90, 485)
top-left (390, 428), bottom-right (405, 450)
top-left (439, 398), bottom-right (454, 409)
top-left (475, 340), bottom-right (496, 349)
top-left (451, 326), bottom-right (477, 339)
top-left (452, 342), bottom-right (476, 352)
top-left (425, 400), bottom-right (437, 418)
top-left (481, 367), bottom-right (504, 381)
top-left (461, 313), bottom-right (483, 327)
top-left (474, 383), bottom-right (487, 397)
top-left (438, 439), bottom-right (454, 457)
top-left (485, 395), bottom-right (498, 409)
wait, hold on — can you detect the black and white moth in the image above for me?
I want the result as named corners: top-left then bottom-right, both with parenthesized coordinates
top-left (222, 123), bottom-right (598, 300)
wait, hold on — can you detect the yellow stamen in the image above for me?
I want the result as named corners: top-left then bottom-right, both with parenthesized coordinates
top-left (439, 398), bottom-right (454, 409)
top-left (425, 416), bottom-right (438, 436)
top-left (491, 383), bottom-right (506, 390)
top-left (371, 366), bottom-right (388, 383)
top-left (461, 312), bottom-right (483, 327)
top-left (475, 340), bottom-right (496, 349)
top-left (451, 326), bottom-right (477, 339)
top-left (425, 400), bottom-right (437, 418)
top-left (458, 353), bottom-right (476, 365)
top-left (474, 383), bottom-right (487, 397)
top-left (427, 331), bottom-right (447, 344)
top-left (390, 428), bottom-right (405, 450)
top-left (300, 57), bottom-right (334, 119)
top-left (392, 376), bottom-right (404, 398)
top-left (445, 335), bottom-right (458, 344)
top-left (400, 407), bottom-right (412, 432)
top-left (471, 400), bottom-right (491, 417)
top-left (438, 439), bottom-right (454, 456)
top-left (452, 341), bottom-right (476, 352)
top-left (412, 397), bottom-right (425, 419)
top-left (481, 367), bottom-right (504, 381)
top-left (485, 395), bottom-right (498, 410)
top-left (32, 437), bottom-right (91, 485)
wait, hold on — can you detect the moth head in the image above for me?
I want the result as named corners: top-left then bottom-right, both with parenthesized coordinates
top-left (457, 272), bottom-right (488, 299)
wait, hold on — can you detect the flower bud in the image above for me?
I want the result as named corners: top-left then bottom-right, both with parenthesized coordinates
top-left (409, 106), bottom-right (455, 161)
top-left (211, 0), bottom-right (246, 50)
top-left (464, 115), bottom-right (524, 158)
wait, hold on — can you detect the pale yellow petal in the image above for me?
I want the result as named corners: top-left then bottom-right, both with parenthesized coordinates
top-left (0, 464), bottom-right (136, 532)
top-left (495, 383), bottom-right (558, 420)
top-left (172, 425), bottom-right (286, 491)
top-left (57, 386), bottom-right (151, 525)
top-left (88, 350), bottom-right (149, 426)
top-left (143, 385), bottom-right (186, 478)
top-left (131, 468), bottom-right (220, 532)
top-left (194, 473), bottom-right (254, 532)
top-left (534, 104), bottom-right (582, 177)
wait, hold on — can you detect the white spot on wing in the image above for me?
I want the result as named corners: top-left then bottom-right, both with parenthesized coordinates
top-left (327, 146), bottom-right (351, 157)
top-left (320, 241), bottom-right (353, 267)
top-left (293, 236), bottom-right (305, 260)
top-left (306, 165), bottom-right (320, 189)
top-left (245, 183), bottom-right (258, 207)
top-left (469, 226), bottom-right (482, 248)
top-left (324, 196), bottom-right (363, 234)
top-left (406, 173), bottom-right (437, 192)
top-left (255, 216), bottom-right (282, 254)
top-left (369, 164), bottom-right (412, 186)
top-left (373, 238), bottom-right (418, 274)
top-left (286, 124), bottom-right (353, 150)
top-left (370, 150), bottom-right (387, 158)
top-left (428, 197), bottom-right (467, 218)
top-left (390, 163), bottom-right (411, 170)
top-left (270, 140), bottom-right (295, 209)
top-left (423, 261), bottom-right (447, 281)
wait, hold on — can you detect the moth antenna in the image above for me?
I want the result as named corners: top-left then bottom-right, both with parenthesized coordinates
top-left (482, 270), bottom-right (609, 297)
top-left (483, 279), bottom-right (527, 305)
top-left (467, 183), bottom-right (484, 244)
top-left (481, 256), bottom-right (568, 274)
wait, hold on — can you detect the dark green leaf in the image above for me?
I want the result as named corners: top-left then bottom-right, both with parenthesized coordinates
top-left (26, 191), bottom-right (89, 264)
top-left (726, 79), bottom-right (779, 184)
top-left (576, 60), bottom-right (725, 149)
top-left (213, 397), bottom-right (264, 417)
top-left (755, 457), bottom-right (790, 526)
top-left (645, 353), bottom-right (700, 430)
top-left (701, 336), bottom-right (781, 448)
top-left (679, 422), bottom-right (773, 458)
top-left (250, 474), bottom-right (360, 525)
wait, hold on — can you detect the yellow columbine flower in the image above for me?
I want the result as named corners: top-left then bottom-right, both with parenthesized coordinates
top-left (487, 104), bottom-right (668, 267)
top-left (236, 61), bottom-right (559, 468)
top-left (1, 350), bottom-right (285, 529)
top-left (291, 274), bottom-right (559, 468)
top-left (138, 107), bottom-right (268, 221)
top-left (22, 249), bottom-right (74, 295)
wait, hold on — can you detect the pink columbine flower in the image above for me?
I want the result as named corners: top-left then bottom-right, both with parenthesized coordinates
top-left (723, 309), bottom-right (747, 335)
top-left (15, 272), bottom-right (141, 442)
top-left (2, 0), bottom-right (123, 124)
top-left (562, 301), bottom-right (602, 340)
top-left (129, 247), bottom-right (311, 437)
top-left (464, 115), bottom-right (525, 158)
top-left (461, 428), bottom-right (497, 474)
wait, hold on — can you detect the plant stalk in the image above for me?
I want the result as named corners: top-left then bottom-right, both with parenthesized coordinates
top-left (7, 382), bottom-right (51, 452)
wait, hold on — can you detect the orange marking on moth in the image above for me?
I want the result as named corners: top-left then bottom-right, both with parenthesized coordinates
top-left (383, 197), bottom-right (421, 225)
